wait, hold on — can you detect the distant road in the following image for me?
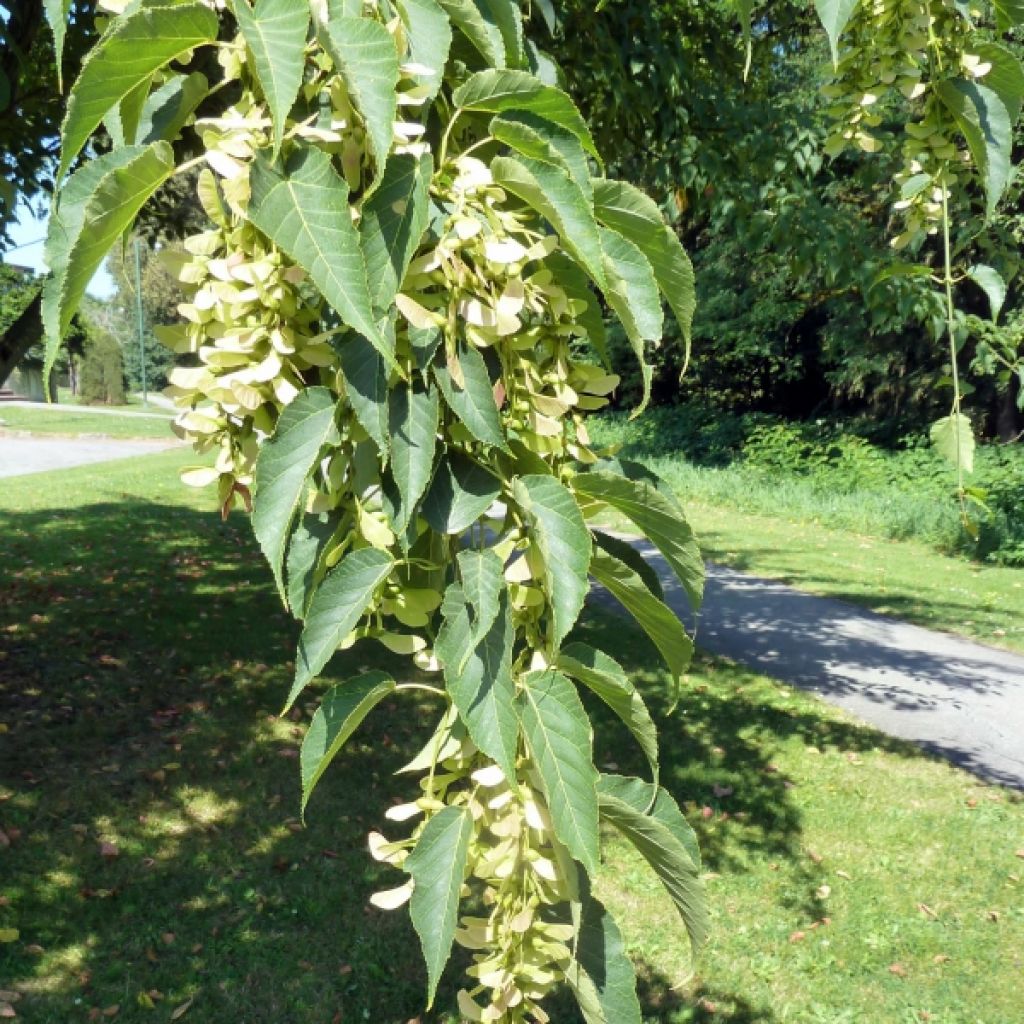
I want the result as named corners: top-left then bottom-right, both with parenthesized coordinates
top-left (0, 399), bottom-right (171, 420)
top-left (0, 436), bottom-right (177, 478)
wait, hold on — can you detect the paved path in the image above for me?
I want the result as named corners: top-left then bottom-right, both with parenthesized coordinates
top-left (0, 399), bottom-right (172, 420)
top-left (0, 436), bottom-right (177, 478)
top-left (611, 540), bottom-right (1024, 791)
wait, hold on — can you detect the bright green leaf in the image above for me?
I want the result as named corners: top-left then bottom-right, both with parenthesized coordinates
top-left (930, 413), bottom-right (975, 475)
top-left (136, 72), bottom-right (209, 145)
top-left (407, 806), bottom-right (474, 1007)
top-left (438, 0), bottom-right (506, 68)
top-left (233, 0), bottom-right (310, 157)
top-left (973, 43), bottom-right (1024, 125)
top-left (967, 264), bottom-right (1007, 321)
top-left (517, 668), bottom-right (599, 872)
top-left (58, 2), bottom-right (218, 179)
top-left (287, 547), bottom-right (394, 710)
top-left (300, 671), bottom-right (396, 812)
top-left (44, 0), bottom-right (71, 90)
top-left (814, 0), bottom-right (859, 65)
top-left (491, 111), bottom-right (592, 199)
top-left (992, 0), bottom-right (1024, 31)
top-left (396, 0), bottom-right (452, 100)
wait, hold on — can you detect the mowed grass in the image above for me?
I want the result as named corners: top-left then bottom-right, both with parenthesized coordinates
top-left (0, 404), bottom-right (175, 440)
top-left (1, 453), bottom-right (1022, 1023)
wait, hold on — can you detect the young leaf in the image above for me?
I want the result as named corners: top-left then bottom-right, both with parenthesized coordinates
top-left (388, 382), bottom-right (439, 531)
top-left (567, 890), bottom-right (642, 1024)
top-left (249, 145), bottom-right (393, 365)
top-left (600, 226), bottom-right (661, 413)
top-left (491, 154), bottom-right (606, 290)
top-left (337, 332), bottom-right (390, 455)
top-left (454, 69), bottom-right (597, 158)
top-left (589, 549), bottom-right (693, 684)
top-left (136, 72), bottom-right (210, 146)
top-left (42, 143), bottom-right (175, 384)
top-left (813, 0), bottom-right (859, 65)
top-left (433, 345), bottom-right (507, 449)
top-left (436, 584), bottom-right (518, 781)
top-left (252, 387), bottom-right (339, 602)
top-left (930, 413), bottom-right (975, 475)
top-left (573, 471), bottom-right (704, 609)
top-left (597, 773), bottom-right (708, 954)
top-left (935, 80), bottom-right (1013, 218)
top-left (360, 153), bottom-right (433, 312)
top-left (233, 0), bottom-right (310, 157)
top-left (558, 643), bottom-right (659, 785)
top-left (512, 474), bottom-right (592, 648)
top-left (300, 671), bottom-right (397, 812)
top-left (438, 0), bottom-right (506, 68)
top-left (287, 547), bottom-right (394, 710)
top-left (406, 806), bottom-right (474, 1008)
top-left (967, 264), bottom-right (1007, 321)
top-left (517, 669), bottom-right (599, 872)
top-left (422, 450), bottom-right (502, 534)
top-left (58, 2), bottom-right (219, 179)
top-left (286, 512), bottom-right (339, 619)
top-left (323, 17), bottom-right (400, 192)
top-left (396, 0), bottom-right (453, 100)
top-left (593, 178), bottom-right (695, 365)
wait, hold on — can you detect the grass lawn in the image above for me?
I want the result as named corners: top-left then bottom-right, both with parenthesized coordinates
top-left (1, 452), bottom-right (1022, 1023)
top-left (0, 405), bottom-right (175, 440)
top-left (683, 502), bottom-right (1024, 654)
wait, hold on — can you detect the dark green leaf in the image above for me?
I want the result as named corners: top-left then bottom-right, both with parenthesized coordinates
top-left (591, 531), bottom-right (664, 602)
top-left (422, 450), bottom-right (502, 534)
top-left (396, 0), bottom-right (452, 100)
top-left (286, 512), bottom-right (339, 619)
top-left (433, 345), bottom-right (507, 449)
top-left (491, 111), bottom-right (592, 199)
top-left (338, 333), bottom-right (390, 454)
top-left (288, 547), bottom-right (394, 710)
top-left (388, 382), bottom-right (439, 531)
top-left (234, 0), bottom-right (310, 156)
top-left (437, 0), bottom-right (506, 68)
top-left (407, 806), bottom-right (474, 1007)
top-left (58, 2), bottom-right (219, 179)
top-left (136, 72), bottom-right (210, 145)
top-left (252, 387), bottom-right (340, 602)
top-left (512, 474), bottom-right (591, 648)
top-left (300, 671), bottom-right (396, 812)
top-left (517, 669), bottom-right (599, 872)
top-left (477, 0), bottom-right (525, 68)
top-left (967, 264), bottom-right (1007, 321)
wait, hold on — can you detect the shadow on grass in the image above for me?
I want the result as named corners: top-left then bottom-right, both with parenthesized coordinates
top-left (0, 498), bottom-right (940, 1022)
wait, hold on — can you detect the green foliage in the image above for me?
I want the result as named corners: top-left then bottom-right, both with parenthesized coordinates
top-left (77, 325), bottom-right (127, 406)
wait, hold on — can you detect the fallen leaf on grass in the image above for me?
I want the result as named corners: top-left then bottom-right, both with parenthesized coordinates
top-left (102, 1005), bottom-right (119, 1017)
top-left (918, 903), bottom-right (937, 919)
top-left (0, 1002), bottom-right (15, 1019)
top-left (806, 849), bottom-right (823, 864)
top-left (170, 998), bottom-right (193, 1019)
top-left (136, 992), bottom-right (155, 1010)
top-left (933, 954), bottom-right (951, 964)
top-left (99, 842), bottom-right (119, 859)
top-left (888, 963), bottom-right (907, 977)
top-left (815, 884), bottom-right (831, 900)
top-left (0, 929), bottom-right (18, 943)
top-left (711, 784), bottom-right (733, 798)
top-left (987, 909), bottom-right (1000, 922)
top-left (788, 930), bottom-right (805, 943)
top-left (161, 933), bottom-right (175, 945)
top-left (1015, 849), bottom-right (1024, 859)
top-left (836, 870), bottom-right (853, 880)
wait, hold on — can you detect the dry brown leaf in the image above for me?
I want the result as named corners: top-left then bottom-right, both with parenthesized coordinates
top-left (933, 954), bottom-right (951, 964)
top-left (0, 1003), bottom-right (15, 1019)
top-left (918, 903), bottom-right (938, 919)
top-left (807, 849), bottom-right (824, 864)
top-left (101, 1005), bottom-right (119, 1017)
top-left (161, 933), bottom-right (175, 946)
top-left (888, 963), bottom-right (907, 977)
top-left (170, 998), bottom-right (193, 1020)
top-left (99, 842), bottom-right (119, 859)
top-left (987, 909), bottom-right (1000, 922)
top-left (1015, 849), bottom-right (1024, 859)
top-left (836, 870), bottom-right (853, 880)
top-left (788, 930), bottom-right (805, 943)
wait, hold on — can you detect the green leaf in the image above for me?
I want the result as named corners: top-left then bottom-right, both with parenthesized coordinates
top-left (574, 471), bottom-right (704, 609)
top-left (253, 388), bottom-right (339, 602)
top-left (396, 0), bottom-right (453, 100)
top-left (567, 890), bottom-right (642, 1024)
top-left (286, 512), bottom-right (339, 619)
top-left (558, 643), bottom-right (659, 786)
top-left (233, 0), bottom-right (310, 157)
top-left (517, 668), bottom-right (599, 872)
top-left (512, 474), bottom-right (591, 648)
top-left (597, 773), bottom-right (708, 955)
top-left (58, 2), bottom-right (219, 179)
top-left (436, 583), bottom-right (518, 781)
top-left (930, 413), bottom-right (975, 475)
top-left (973, 43), bottom-right (1024, 125)
top-left (457, 548), bottom-right (505, 647)
top-left (967, 264), bottom-right (1007, 321)
top-left (935, 79), bottom-right (1013, 218)
top-left (454, 69), bottom-right (598, 159)
top-left (592, 531), bottom-right (664, 602)
top-left (44, 0), bottom-right (71, 91)
top-left (438, 0), bottom-right (506, 68)
top-left (433, 345), bottom-right (507, 449)
top-left (360, 153), bottom-right (433, 312)
top-left (337, 332), bottom-right (390, 454)
top-left (105, 76), bottom-right (151, 148)
top-left (136, 72), bottom-right (210, 145)
top-left (249, 145), bottom-right (393, 365)
top-left (287, 547), bottom-right (394, 711)
top-left (42, 143), bottom-right (175, 384)
top-left (300, 671), bottom-right (396, 813)
top-left (407, 806), bottom-right (474, 1008)
top-left (491, 111), bottom-right (592, 200)
top-left (600, 226), bottom-right (662, 413)
top-left (813, 0), bottom-right (858, 65)
top-left (422, 450), bottom-right (502, 534)
top-left (491, 154), bottom-right (606, 289)
top-left (477, 0), bottom-right (525, 68)
top-left (593, 178), bottom-right (695, 367)
top-left (992, 0), bottom-right (1024, 31)
top-left (546, 252), bottom-right (607, 367)
top-left (388, 382), bottom-right (439, 531)
top-left (323, 17), bottom-right (400, 191)
top-left (589, 548), bottom-right (693, 684)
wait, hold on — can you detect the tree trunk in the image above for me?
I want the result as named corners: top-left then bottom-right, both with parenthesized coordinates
top-left (0, 290), bottom-right (43, 387)
top-left (996, 373), bottom-right (1023, 442)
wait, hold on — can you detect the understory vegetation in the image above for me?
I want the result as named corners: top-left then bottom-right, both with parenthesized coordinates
top-left (1, 452), bottom-right (1021, 1024)
top-left (591, 407), bottom-right (1024, 567)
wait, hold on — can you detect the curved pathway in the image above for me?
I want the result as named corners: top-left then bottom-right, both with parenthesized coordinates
top-left (614, 540), bottom-right (1024, 791)
top-left (0, 436), bottom-right (178, 478)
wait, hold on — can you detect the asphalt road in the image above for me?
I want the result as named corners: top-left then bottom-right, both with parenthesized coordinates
top-left (607, 540), bottom-right (1024, 791)
top-left (0, 436), bottom-right (177, 479)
